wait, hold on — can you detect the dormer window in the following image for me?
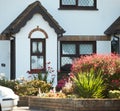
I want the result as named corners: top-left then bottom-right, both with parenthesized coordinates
top-left (59, 0), bottom-right (97, 10)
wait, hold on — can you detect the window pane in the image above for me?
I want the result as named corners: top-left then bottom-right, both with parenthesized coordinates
top-left (78, 0), bottom-right (94, 6)
top-left (62, 0), bottom-right (76, 5)
top-left (79, 44), bottom-right (93, 54)
top-left (32, 42), bottom-right (37, 53)
top-left (61, 57), bottom-right (73, 66)
top-left (32, 42), bottom-right (43, 53)
top-left (31, 56), bottom-right (44, 69)
top-left (38, 42), bottom-right (42, 53)
top-left (62, 44), bottom-right (76, 55)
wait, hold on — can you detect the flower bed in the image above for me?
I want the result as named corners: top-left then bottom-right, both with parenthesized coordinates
top-left (1, 54), bottom-right (120, 111)
top-left (28, 96), bottom-right (120, 111)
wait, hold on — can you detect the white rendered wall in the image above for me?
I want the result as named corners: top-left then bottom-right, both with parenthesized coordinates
top-left (97, 41), bottom-right (111, 54)
top-left (0, 0), bottom-right (120, 35)
top-left (0, 0), bottom-right (119, 82)
top-left (15, 14), bottom-right (57, 85)
top-left (0, 41), bottom-right (10, 79)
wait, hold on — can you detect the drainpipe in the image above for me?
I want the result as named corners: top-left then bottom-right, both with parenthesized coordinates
top-left (0, 104), bottom-right (1, 111)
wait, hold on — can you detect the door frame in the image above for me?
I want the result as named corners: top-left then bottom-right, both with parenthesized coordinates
top-left (10, 38), bottom-right (16, 80)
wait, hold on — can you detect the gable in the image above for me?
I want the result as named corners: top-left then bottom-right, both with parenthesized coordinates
top-left (1, 1), bottom-right (65, 39)
top-left (104, 16), bottom-right (120, 35)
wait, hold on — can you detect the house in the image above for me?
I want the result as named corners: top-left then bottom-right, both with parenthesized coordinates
top-left (105, 16), bottom-right (120, 53)
top-left (0, 0), bottom-right (120, 86)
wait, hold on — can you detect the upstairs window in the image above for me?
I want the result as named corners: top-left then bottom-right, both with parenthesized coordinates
top-left (59, 0), bottom-right (97, 10)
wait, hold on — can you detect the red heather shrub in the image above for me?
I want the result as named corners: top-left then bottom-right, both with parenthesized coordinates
top-left (71, 54), bottom-right (120, 75)
top-left (71, 54), bottom-right (120, 93)
top-left (57, 76), bottom-right (68, 90)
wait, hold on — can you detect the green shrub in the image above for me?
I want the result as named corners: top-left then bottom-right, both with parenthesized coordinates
top-left (109, 90), bottom-right (120, 98)
top-left (15, 80), bottom-right (51, 96)
top-left (72, 69), bottom-right (105, 98)
top-left (0, 79), bottom-right (19, 92)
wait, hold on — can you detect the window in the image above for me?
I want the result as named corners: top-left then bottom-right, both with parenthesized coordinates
top-left (59, 0), bottom-right (97, 10)
top-left (30, 39), bottom-right (45, 72)
top-left (60, 41), bottom-right (96, 72)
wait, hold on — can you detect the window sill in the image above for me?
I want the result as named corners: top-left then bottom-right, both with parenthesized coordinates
top-left (27, 69), bottom-right (46, 74)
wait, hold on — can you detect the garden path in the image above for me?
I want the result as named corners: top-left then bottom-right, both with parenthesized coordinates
top-left (12, 107), bottom-right (43, 111)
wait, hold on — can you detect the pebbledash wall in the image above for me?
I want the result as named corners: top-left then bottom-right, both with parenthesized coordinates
top-left (0, 0), bottom-right (120, 82)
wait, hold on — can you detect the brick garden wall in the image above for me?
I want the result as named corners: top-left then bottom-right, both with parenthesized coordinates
top-left (18, 96), bottom-right (29, 106)
top-left (28, 97), bottom-right (120, 111)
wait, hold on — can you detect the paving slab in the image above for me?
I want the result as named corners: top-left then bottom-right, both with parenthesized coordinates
top-left (12, 107), bottom-right (41, 111)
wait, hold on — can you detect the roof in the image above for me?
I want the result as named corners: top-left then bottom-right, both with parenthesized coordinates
top-left (104, 16), bottom-right (120, 35)
top-left (0, 34), bottom-right (9, 40)
top-left (59, 35), bottom-right (111, 41)
top-left (1, 1), bottom-right (65, 38)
